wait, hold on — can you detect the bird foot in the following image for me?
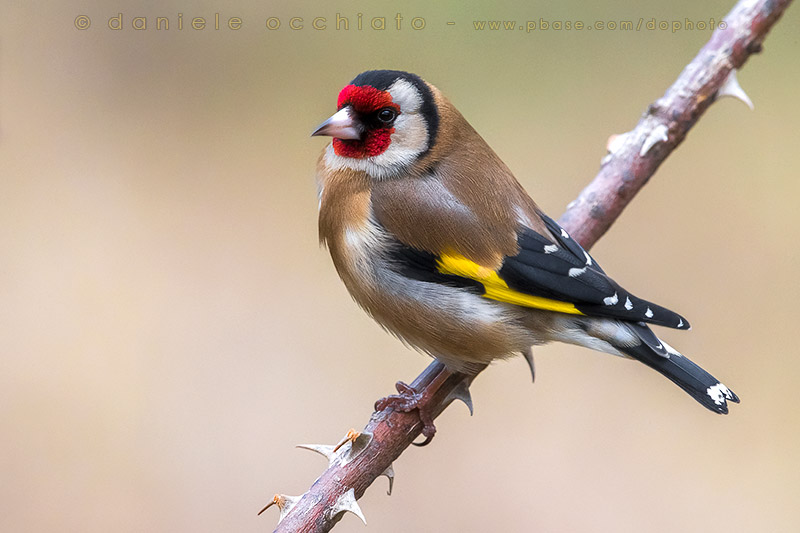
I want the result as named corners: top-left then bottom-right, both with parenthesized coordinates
top-left (375, 381), bottom-right (437, 446)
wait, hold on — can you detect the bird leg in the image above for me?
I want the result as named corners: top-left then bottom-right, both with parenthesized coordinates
top-left (375, 381), bottom-right (437, 445)
top-left (374, 365), bottom-right (456, 446)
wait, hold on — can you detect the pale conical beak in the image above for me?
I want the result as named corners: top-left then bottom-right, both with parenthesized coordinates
top-left (311, 107), bottom-right (363, 140)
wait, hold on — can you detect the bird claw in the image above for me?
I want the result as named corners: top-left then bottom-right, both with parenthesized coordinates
top-left (412, 408), bottom-right (436, 447)
top-left (375, 381), bottom-right (437, 445)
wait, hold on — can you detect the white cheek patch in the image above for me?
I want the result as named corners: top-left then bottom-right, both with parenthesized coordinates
top-left (376, 78), bottom-right (429, 171)
top-left (373, 112), bottom-right (428, 171)
top-left (324, 144), bottom-right (408, 180)
top-left (387, 79), bottom-right (423, 112)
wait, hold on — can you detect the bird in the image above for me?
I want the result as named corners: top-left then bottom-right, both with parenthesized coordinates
top-left (311, 69), bottom-right (738, 440)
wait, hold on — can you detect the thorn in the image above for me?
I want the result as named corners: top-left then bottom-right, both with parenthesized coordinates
top-left (349, 431), bottom-right (373, 458)
top-left (444, 378), bottom-right (474, 416)
top-left (639, 124), bottom-right (669, 157)
top-left (332, 429), bottom-right (372, 459)
top-left (605, 133), bottom-right (626, 153)
top-left (746, 41), bottom-right (763, 55)
top-left (330, 488), bottom-right (366, 525)
top-left (602, 132), bottom-right (628, 164)
top-left (298, 430), bottom-right (372, 465)
top-left (296, 443), bottom-right (338, 466)
top-left (381, 464), bottom-right (395, 496)
top-left (333, 428), bottom-right (360, 453)
top-left (258, 493), bottom-right (300, 522)
top-left (522, 348), bottom-right (535, 383)
top-left (646, 101), bottom-right (662, 115)
top-left (258, 494), bottom-right (281, 516)
top-left (717, 69), bottom-right (754, 110)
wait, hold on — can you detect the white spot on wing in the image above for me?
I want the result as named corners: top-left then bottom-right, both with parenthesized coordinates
top-left (677, 318), bottom-right (684, 328)
top-left (560, 228), bottom-right (569, 239)
top-left (544, 244), bottom-right (558, 254)
top-left (624, 296), bottom-right (633, 310)
top-left (583, 251), bottom-right (593, 266)
top-left (662, 340), bottom-right (682, 356)
top-left (603, 292), bottom-right (618, 306)
top-left (568, 266), bottom-right (587, 277)
top-left (707, 383), bottom-right (732, 406)
top-left (645, 307), bottom-right (654, 318)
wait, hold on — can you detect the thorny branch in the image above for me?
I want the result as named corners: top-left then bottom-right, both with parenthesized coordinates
top-left (265, 0), bottom-right (793, 530)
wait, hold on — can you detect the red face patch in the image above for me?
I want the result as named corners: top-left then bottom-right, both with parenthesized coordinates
top-left (337, 84), bottom-right (396, 113)
top-left (333, 130), bottom-right (394, 158)
top-left (333, 85), bottom-right (400, 159)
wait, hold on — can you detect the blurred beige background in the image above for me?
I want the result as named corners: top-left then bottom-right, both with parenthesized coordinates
top-left (2, 1), bottom-right (799, 531)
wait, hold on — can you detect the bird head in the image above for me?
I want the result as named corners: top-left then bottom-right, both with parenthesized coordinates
top-left (312, 70), bottom-right (440, 177)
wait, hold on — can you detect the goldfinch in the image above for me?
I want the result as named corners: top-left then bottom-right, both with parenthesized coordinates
top-left (312, 70), bottom-right (738, 437)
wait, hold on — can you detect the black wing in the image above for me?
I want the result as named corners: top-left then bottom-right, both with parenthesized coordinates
top-left (498, 214), bottom-right (690, 330)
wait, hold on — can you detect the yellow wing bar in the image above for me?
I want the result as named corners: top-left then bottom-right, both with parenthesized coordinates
top-left (436, 254), bottom-right (585, 315)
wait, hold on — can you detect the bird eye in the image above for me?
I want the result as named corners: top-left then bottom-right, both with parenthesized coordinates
top-left (376, 107), bottom-right (397, 124)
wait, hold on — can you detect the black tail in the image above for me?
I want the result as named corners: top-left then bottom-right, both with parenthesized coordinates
top-left (620, 333), bottom-right (740, 414)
